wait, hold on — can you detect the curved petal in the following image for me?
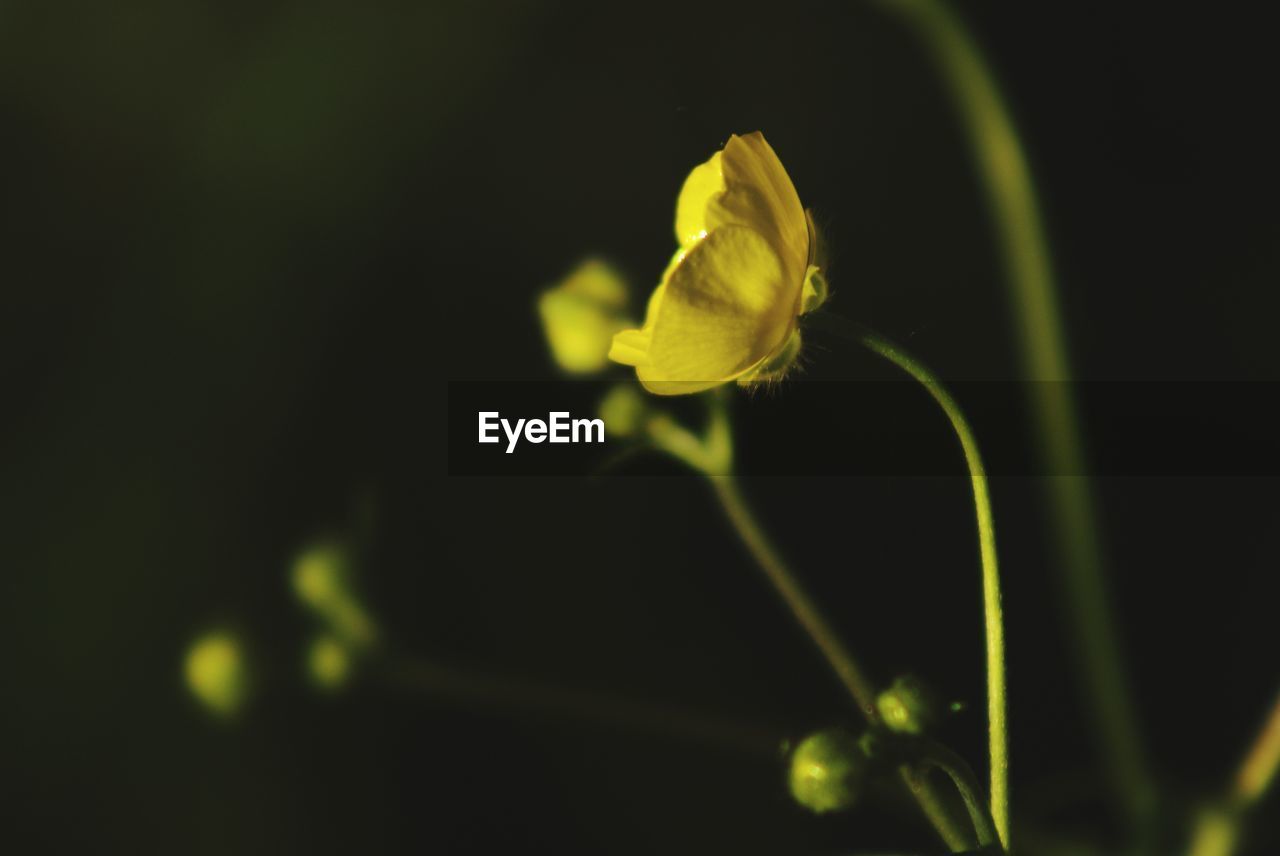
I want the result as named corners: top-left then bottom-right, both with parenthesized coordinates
top-left (708, 133), bottom-right (810, 283)
top-left (674, 152), bottom-right (724, 247)
top-left (637, 225), bottom-right (794, 395)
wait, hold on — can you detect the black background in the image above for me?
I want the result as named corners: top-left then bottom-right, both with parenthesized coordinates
top-left (3, 2), bottom-right (1279, 854)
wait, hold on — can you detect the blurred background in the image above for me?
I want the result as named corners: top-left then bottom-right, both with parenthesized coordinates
top-left (3, 2), bottom-right (1278, 853)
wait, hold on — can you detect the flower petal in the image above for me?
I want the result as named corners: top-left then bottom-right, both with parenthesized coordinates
top-left (638, 225), bottom-right (794, 394)
top-left (674, 152), bottom-right (724, 247)
top-left (710, 133), bottom-right (809, 282)
top-left (608, 327), bottom-right (652, 367)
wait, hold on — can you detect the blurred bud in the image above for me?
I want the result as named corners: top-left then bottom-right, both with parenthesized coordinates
top-left (291, 540), bottom-right (378, 651)
top-left (598, 384), bottom-right (647, 438)
top-left (538, 259), bottom-right (632, 374)
top-left (876, 675), bottom-right (940, 736)
top-left (787, 727), bottom-right (867, 814)
top-left (184, 630), bottom-right (248, 718)
top-left (292, 540), bottom-right (350, 607)
top-left (307, 634), bottom-right (353, 692)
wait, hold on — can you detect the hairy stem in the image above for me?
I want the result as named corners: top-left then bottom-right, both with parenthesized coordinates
top-left (848, 321), bottom-right (1009, 849)
top-left (873, 0), bottom-right (1153, 835)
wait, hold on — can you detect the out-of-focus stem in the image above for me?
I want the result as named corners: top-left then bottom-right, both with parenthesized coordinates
top-left (1187, 689), bottom-right (1280, 856)
top-left (387, 658), bottom-right (781, 758)
top-left (873, 0), bottom-right (1153, 834)
top-left (1235, 690), bottom-right (1280, 803)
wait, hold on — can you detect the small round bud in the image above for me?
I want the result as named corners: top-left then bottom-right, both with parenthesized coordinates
top-left (307, 634), bottom-right (353, 692)
top-left (538, 259), bottom-right (632, 374)
top-left (291, 540), bottom-right (378, 651)
top-left (876, 675), bottom-right (940, 736)
top-left (787, 727), bottom-right (867, 814)
top-left (598, 384), bottom-right (647, 438)
top-left (292, 541), bottom-right (350, 610)
top-left (184, 629), bottom-right (248, 718)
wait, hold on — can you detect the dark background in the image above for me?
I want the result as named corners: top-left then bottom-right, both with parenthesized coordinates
top-left (3, 2), bottom-right (1278, 853)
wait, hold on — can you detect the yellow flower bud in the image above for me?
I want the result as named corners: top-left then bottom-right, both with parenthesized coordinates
top-left (597, 384), bottom-right (647, 438)
top-left (307, 634), bottom-right (353, 691)
top-left (291, 540), bottom-right (378, 651)
top-left (184, 629), bottom-right (248, 718)
top-left (787, 727), bottom-right (867, 814)
top-left (538, 259), bottom-right (632, 374)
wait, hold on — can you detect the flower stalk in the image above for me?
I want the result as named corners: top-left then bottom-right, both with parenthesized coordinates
top-left (1187, 688), bottom-right (1280, 856)
top-left (645, 399), bottom-right (975, 851)
top-left (873, 0), bottom-right (1153, 835)
top-left (804, 311), bottom-right (1009, 850)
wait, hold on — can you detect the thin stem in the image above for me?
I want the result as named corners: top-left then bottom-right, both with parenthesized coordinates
top-left (384, 658), bottom-right (781, 759)
top-left (855, 324), bottom-right (1008, 849)
top-left (805, 311), bottom-right (1009, 849)
top-left (646, 403), bottom-right (973, 850)
top-left (873, 0), bottom-right (1153, 835)
top-left (710, 476), bottom-right (878, 715)
top-left (707, 474), bottom-right (972, 852)
top-left (918, 737), bottom-right (1000, 848)
top-left (1187, 688), bottom-right (1280, 856)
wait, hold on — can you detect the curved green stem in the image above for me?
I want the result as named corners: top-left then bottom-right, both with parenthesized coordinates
top-left (873, 0), bottom-right (1153, 836)
top-left (1187, 688), bottom-right (1280, 856)
top-left (850, 323), bottom-right (1009, 850)
top-left (918, 737), bottom-right (1000, 849)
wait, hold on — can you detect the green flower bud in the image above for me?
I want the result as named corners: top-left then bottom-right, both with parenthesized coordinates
top-left (307, 634), bottom-right (353, 692)
top-left (598, 384), bottom-right (647, 438)
top-left (538, 259), bottom-right (632, 374)
top-left (291, 540), bottom-right (378, 651)
top-left (876, 675), bottom-right (940, 736)
top-left (787, 727), bottom-right (867, 814)
top-left (184, 629), bottom-right (249, 718)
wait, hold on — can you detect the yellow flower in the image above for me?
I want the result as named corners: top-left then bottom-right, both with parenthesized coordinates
top-left (538, 259), bottom-right (632, 374)
top-left (609, 132), bottom-right (826, 394)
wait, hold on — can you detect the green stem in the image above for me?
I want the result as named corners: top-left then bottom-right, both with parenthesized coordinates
top-left (385, 658), bottom-right (781, 758)
top-left (850, 323), bottom-right (1009, 850)
top-left (805, 311), bottom-right (1009, 847)
top-left (874, 0), bottom-right (1153, 835)
top-left (709, 475), bottom-right (879, 714)
top-left (918, 737), bottom-right (1000, 848)
top-left (1186, 688), bottom-right (1280, 856)
top-left (709, 474), bottom-right (972, 852)
top-left (647, 403), bottom-right (973, 851)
